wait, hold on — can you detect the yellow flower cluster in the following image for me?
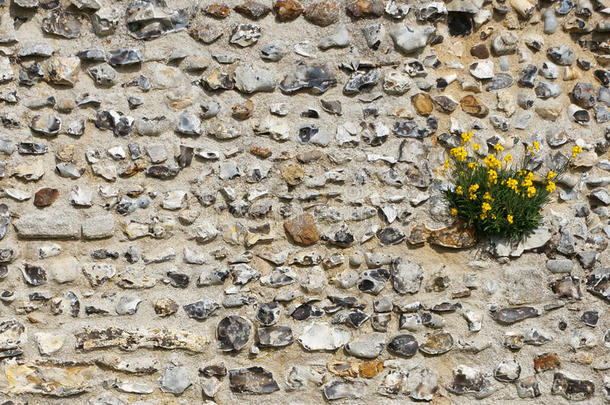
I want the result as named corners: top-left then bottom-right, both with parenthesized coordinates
top-left (521, 172), bottom-right (534, 188)
top-left (507, 214), bottom-right (513, 224)
top-left (526, 141), bottom-right (541, 156)
top-left (484, 154), bottom-right (501, 170)
top-left (468, 184), bottom-right (479, 200)
top-left (506, 178), bottom-right (519, 191)
top-left (487, 169), bottom-right (498, 185)
top-left (450, 146), bottom-right (468, 162)
top-left (526, 186), bottom-right (536, 198)
top-left (456, 186), bottom-right (463, 195)
top-left (572, 145), bottom-right (583, 159)
top-left (483, 192), bottom-right (493, 201)
top-left (481, 202), bottom-right (491, 213)
top-left (547, 171), bottom-right (556, 180)
top-left (461, 131), bottom-right (472, 144)
top-left (468, 162), bottom-right (478, 170)
top-left (451, 208), bottom-right (458, 216)
top-left (546, 181), bottom-right (556, 193)
top-left (494, 144), bottom-right (504, 152)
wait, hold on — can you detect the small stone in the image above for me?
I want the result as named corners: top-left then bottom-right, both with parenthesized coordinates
top-left (154, 298), bottom-right (178, 317)
top-left (469, 60), bottom-right (494, 79)
top-left (551, 372), bottom-right (594, 400)
top-left (273, 0), bottom-right (303, 20)
top-left (33, 188), bottom-right (59, 207)
top-left (230, 23), bottom-right (261, 47)
top-left (217, 315), bottom-right (252, 351)
top-left (390, 25), bottom-right (435, 54)
top-left (235, 1), bottom-right (271, 19)
top-left (323, 380), bottom-right (365, 400)
top-left (35, 332), bottom-right (66, 355)
top-left (387, 334), bottom-right (418, 357)
top-left (279, 62), bottom-right (336, 94)
top-left (319, 25), bottom-right (350, 49)
top-left (115, 295), bottom-right (141, 315)
top-left (158, 365), bottom-right (192, 395)
top-left (183, 300), bottom-right (219, 320)
top-left (491, 306), bottom-right (539, 324)
top-left (257, 326), bottom-right (293, 347)
top-left (303, 0), bottom-right (340, 26)
top-left (412, 93), bottom-right (433, 116)
top-left (298, 322), bottom-right (350, 351)
top-left (447, 365), bottom-right (494, 399)
top-left (229, 367), bottom-right (279, 394)
top-left (232, 99), bottom-right (254, 120)
top-left (345, 333), bottom-right (385, 359)
top-left (205, 3), bottom-right (231, 18)
top-left (460, 95), bottom-right (489, 117)
top-left (470, 44), bottom-right (489, 58)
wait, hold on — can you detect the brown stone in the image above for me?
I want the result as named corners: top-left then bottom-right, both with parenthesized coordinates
top-left (56, 144), bottom-right (75, 162)
top-left (460, 95), bottom-right (489, 117)
top-left (284, 213), bottom-right (319, 245)
top-left (273, 0), bottom-right (303, 20)
top-left (154, 298), bottom-right (179, 317)
top-left (280, 164), bottom-right (304, 186)
top-left (534, 352), bottom-right (560, 373)
top-left (205, 3), bottom-right (231, 18)
top-left (34, 188), bottom-right (59, 207)
top-left (412, 93), bottom-right (433, 116)
top-left (346, 0), bottom-right (384, 18)
top-left (408, 221), bottom-right (476, 249)
top-left (470, 44), bottom-right (489, 59)
top-left (303, 0), bottom-right (340, 26)
top-left (232, 99), bottom-right (254, 120)
top-left (327, 360), bottom-right (359, 377)
top-left (250, 146), bottom-right (272, 158)
top-left (234, 1), bottom-right (272, 19)
top-left (359, 360), bottom-right (383, 378)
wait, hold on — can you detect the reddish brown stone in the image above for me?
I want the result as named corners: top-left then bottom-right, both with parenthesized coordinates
top-left (34, 188), bottom-right (59, 207)
top-left (231, 99), bottom-right (254, 120)
top-left (250, 146), bottom-right (272, 158)
top-left (534, 352), bottom-right (560, 373)
top-left (273, 0), bottom-right (303, 21)
top-left (346, 0), bottom-right (384, 18)
top-left (284, 213), bottom-right (319, 245)
top-left (205, 3), bottom-right (231, 18)
top-left (234, 0), bottom-right (271, 19)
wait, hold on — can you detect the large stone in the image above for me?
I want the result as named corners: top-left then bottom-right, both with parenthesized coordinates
top-left (284, 213), bottom-right (319, 245)
top-left (14, 213), bottom-right (80, 239)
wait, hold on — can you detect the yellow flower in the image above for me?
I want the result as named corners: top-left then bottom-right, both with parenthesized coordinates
top-left (504, 154), bottom-right (512, 163)
top-left (461, 132), bottom-right (472, 144)
top-left (450, 146), bottom-right (468, 162)
top-left (533, 141), bottom-right (540, 152)
top-left (487, 169), bottom-right (498, 185)
top-left (494, 143), bottom-right (504, 152)
top-left (547, 171), bottom-right (556, 180)
top-left (484, 155), bottom-right (501, 170)
top-left (456, 186), bottom-right (463, 195)
top-left (527, 186), bottom-right (536, 198)
top-left (491, 213), bottom-right (496, 220)
top-left (572, 145), bottom-right (583, 159)
top-left (518, 170), bottom-right (526, 177)
top-left (469, 193), bottom-right (478, 200)
top-left (506, 178), bottom-right (519, 191)
top-left (443, 159), bottom-right (450, 171)
top-left (468, 162), bottom-right (478, 170)
top-left (451, 208), bottom-right (458, 216)
top-left (546, 181), bottom-right (556, 193)
top-left (521, 172), bottom-right (534, 188)
top-left (468, 184), bottom-right (479, 194)
top-left (480, 213), bottom-right (487, 220)
top-left (481, 202), bottom-right (491, 213)
top-left (507, 214), bottom-right (513, 224)
top-left (483, 192), bottom-right (493, 200)
top-left (472, 143), bottom-right (480, 151)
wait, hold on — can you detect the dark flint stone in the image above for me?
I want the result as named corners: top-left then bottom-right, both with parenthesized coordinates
top-left (586, 267), bottom-right (610, 303)
top-left (256, 302), bottom-right (281, 325)
top-left (551, 372), bottom-right (594, 400)
top-left (19, 63), bottom-right (45, 87)
top-left (109, 49), bottom-right (143, 66)
top-left (41, 9), bottom-right (82, 39)
top-left (229, 367), bottom-right (279, 394)
top-left (18, 142), bottom-right (47, 155)
top-left (448, 12), bottom-right (472, 36)
top-left (184, 300), bottom-right (219, 320)
top-left (257, 326), bottom-right (293, 347)
top-left (91, 249), bottom-right (119, 259)
top-left (377, 227), bottom-right (405, 245)
top-left (387, 333), bottom-right (418, 357)
top-left (22, 264), bottom-right (47, 286)
top-left (556, 0), bottom-right (574, 14)
top-left (291, 302), bottom-right (324, 320)
top-left (176, 145), bottom-right (194, 168)
top-left (201, 364), bottom-right (227, 378)
top-left (146, 165), bottom-right (180, 179)
top-left (581, 311), bottom-right (598, 327)
top-left (431, 302), bottom-right (462, 313)
top-left (126, 0), bottom-right (189, 40)
top-left (491, 306), bottom-right (540, 324)
top-left (217, 315), bottom-right (252, 351)
top-left (328, 296), bottom-right (360, 308)
top-left (518, 64), bottom-right (538, 87)
top-left (65, 291), bottom-right (80, 317)
top-left (320, 99), bottom-right (342, 115)
top-left (486, 73), bottom-right (514, 91)
top-left (346, 309), bottom-right (370, 328)
top-left (343, 69), bottom-right (380, 95)
top-left (594, 69), bottom-right (609, 86)
top-left (357, 268), bottom-right (390, 295)
top-left (393, 118), bottom-right (437, 138)
top-left (166, 270), bottom-right (189, 288)
top-left (76, 49), bottom-right (106, 62)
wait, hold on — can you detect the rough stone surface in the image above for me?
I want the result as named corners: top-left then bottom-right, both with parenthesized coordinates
top-left (0, 0), bottom-right (607, 403)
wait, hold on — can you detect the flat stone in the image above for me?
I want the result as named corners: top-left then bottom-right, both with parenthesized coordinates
top-left (14, 213), bottom-right (80, 239)
top-left (229, 367), bottom-right (279, 394)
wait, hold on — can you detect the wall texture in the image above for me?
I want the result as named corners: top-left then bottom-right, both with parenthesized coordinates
top-left (0, 0), bottom-right (609, 403)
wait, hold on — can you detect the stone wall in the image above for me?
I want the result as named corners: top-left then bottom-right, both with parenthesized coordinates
top-left (0, 0), bottom-right (609, 403)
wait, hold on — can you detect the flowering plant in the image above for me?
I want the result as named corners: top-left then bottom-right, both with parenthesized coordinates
top-left (443, 133), bottom-right (581, 241)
